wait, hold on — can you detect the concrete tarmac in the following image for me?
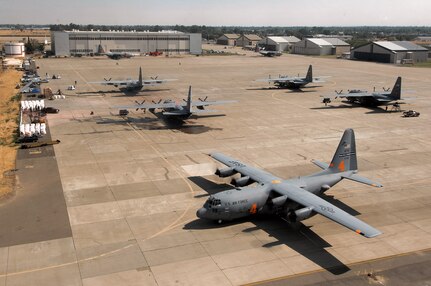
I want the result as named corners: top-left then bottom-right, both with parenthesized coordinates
top-left (252, 248), bottom-right (431, 286)
top-left (0, 127), bottom-right (71, 248)
top-left (1, 47), bottom-right (431, 285)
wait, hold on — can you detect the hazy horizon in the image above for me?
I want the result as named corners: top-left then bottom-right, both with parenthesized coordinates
top-left (1, 0), bottom-right (430, 26)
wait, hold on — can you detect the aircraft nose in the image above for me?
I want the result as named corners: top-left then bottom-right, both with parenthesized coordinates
top-left (196, 207), bottom-right (208, 219)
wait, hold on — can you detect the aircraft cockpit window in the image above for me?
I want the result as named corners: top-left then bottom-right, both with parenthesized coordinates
top-left (207, 197), bottom-right (221, 207)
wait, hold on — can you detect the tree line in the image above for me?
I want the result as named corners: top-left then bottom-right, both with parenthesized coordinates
top-left (48, 24), bottom-right (431, 42)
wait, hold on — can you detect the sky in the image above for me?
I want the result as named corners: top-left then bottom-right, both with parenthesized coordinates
top-left (1, 0), bottom-right (430, 26)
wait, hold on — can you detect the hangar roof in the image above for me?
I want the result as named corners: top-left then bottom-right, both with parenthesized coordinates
top-left (307, 38), bottom-right (334, 46)
top-left (241, 34), bottom-right (262, 41)
top-left (220, 34), bottom-right (239, 39)
top-left (264, 36), bottom-right (300, 43)
top-left (375, 41), bottom-right (428, 51)
top-left (267, 36), bottom-right (289, 43)
top-left (323, 38), bottom-right (350, 46)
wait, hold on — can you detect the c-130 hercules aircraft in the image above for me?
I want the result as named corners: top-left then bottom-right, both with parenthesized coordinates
top-left (197, 129), bottom-right (383, 238)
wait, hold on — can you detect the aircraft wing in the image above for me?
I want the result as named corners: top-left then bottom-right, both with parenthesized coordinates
top-left (210, 152), bottom-right (281, 184)
top-left (339, 92), bottom-right (373, 98)
top-left (255, 77), bottom-right (295, 83)
top-left (142, 79), bottom-right (177, 85)
top-left (322, 91), bottom-right (371, 100)
top-left (271, 183), bottom-right (382, 238)
top-left (113, 102), bottom-right (177, 109)
top-left (192, 100), bottom-right (237, 107)
top-left (88, 80), bottom-right (133, 86)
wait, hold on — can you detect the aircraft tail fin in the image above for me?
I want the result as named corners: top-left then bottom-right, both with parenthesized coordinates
top-left (305, 65), bottom-right (313, 82)
top-left (186, 86), bottom-right (192, 113)
top-left (328, 128), bottom-right (357, 173)
top-left (390, 77), bottom-right (401, 100)
top-left (138, 67), bottom-right (143, 85)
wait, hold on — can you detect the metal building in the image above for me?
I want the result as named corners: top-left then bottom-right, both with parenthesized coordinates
top-left (293, 38), bottom-right (350, 56)
top-left (51, 30), bottom-right (202, 56)
top-left (258, 36), bottom-right (300, 52)
top-left (236, 34), bottom-right (262, 48)
top-left (351, 41), bottom-right (429, 64)
top-left (322, 38), bottom-right (350, 56)
top-left (216, 34), bottom-right (239, 46)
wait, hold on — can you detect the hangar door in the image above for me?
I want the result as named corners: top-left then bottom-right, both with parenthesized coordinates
top-left (354, 52), bottom-right (391, 63)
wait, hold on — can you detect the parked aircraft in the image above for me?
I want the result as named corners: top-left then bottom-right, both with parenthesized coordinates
top-left (322, 77), bottom-right (403, 107)
top-left (256, 65), bottom-right (327, 89)
top-left (20, 76), bottom-right (48, 93)
top-left (115, 86), bottom-right (236, 120)
top-left (105, 52), bottom-right (135, 60)
top-left (197, 129), bottom-right (382, 238)
top-left (258, 49), bottom-right (282, 57)
top-left (89, 67), bottom-right (177, 91)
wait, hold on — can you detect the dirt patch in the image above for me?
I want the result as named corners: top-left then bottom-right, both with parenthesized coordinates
top-left (0, 69), bottom-right (22, 198)
top-left (0, 29), bottom-right (50, 37)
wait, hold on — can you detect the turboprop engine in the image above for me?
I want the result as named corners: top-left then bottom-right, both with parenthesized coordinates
top-left (287, 207), bottom-right (316, 223)
top-left (231, 176), bottom-right (252, 187)
top-left (215, 167), bottom-right (237, 177)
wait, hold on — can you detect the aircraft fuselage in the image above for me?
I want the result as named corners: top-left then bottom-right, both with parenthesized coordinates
top-left (197, 171), bottom-right (345, 222)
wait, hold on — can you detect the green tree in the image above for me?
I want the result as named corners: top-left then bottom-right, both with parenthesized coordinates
top-left (25, 39), bottom-right (44, 54)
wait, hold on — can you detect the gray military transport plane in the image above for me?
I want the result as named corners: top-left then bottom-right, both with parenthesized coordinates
top-left (89, 67), bottom-right (176, 92)
top-left (197, 129), bottom-right (383, 238)
top-left (322, 77), bottom-right (403, 107)
top-left (256, 65), bottom-right (327, 89)
top-left (115, 86), bottom-right (236, 120)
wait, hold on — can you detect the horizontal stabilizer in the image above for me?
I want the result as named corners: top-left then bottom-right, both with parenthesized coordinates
top-left (342, 173), bottom-right (383, 188)
top-left (311, 159), bottom-right (329, 170)
top-left (192, 100), bottom-right (237, 107)
top-left (192, 109), bottom-right (218, 114)
top-left (162, 111), bottom-right (187, 116)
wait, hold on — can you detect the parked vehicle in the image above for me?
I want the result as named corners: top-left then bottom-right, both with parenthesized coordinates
top-left (402, 110), bottom-right (420, 117)
top-left (43, 107), bottom-right (60, 113)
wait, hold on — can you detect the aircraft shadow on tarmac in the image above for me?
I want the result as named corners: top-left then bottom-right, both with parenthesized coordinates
top-left (311, 103), bottom-right (404, 114)
top-left (184, 177), bottom-right (360, 275)
top-left (77, 113), bottom-right (224, 134)
top-left (184, 216), bottom-right (350, 275)
top-left (249, 218), bottom-right (351, 275)
top-left (320, 195), bottom-right (360, 216)
top-left (247, 87), bottom-right (319, 93)
top-left (151, 112), bottom-right (225, 134)
top-left (188, 176), bottom-right (233, 198)
top-left (111, 88), bottom-right (171, 97)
